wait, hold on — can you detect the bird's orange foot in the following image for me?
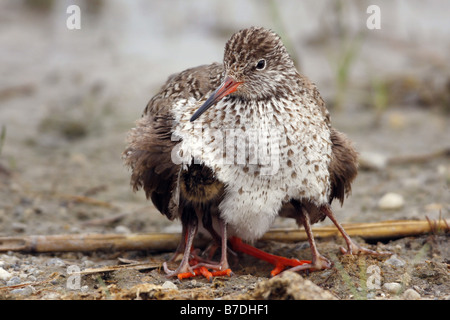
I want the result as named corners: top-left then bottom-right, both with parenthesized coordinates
top-left (177, 267), bottom-right (233, 281)
top-left (176, 259), bottom-right (233, 281)
top-left (229, 237), bottom-right (312, 277)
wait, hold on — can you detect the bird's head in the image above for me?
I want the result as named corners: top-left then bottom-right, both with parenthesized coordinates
top-left (190, 27), bottom-right (297, 122)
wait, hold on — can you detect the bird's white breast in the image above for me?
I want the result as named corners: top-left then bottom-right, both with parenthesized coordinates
top-left (172, 97), bottom-right (332, 241)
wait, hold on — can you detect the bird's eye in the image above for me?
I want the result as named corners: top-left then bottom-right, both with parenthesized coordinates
top-left (255, 59), bottom-right (266, 70)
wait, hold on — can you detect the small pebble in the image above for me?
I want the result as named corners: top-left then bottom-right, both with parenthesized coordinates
top-left (0, 267), bottom-right (12, 281)
top-left (403, 288), bottom-right (421, 300)
top-left (10, 286), bottom-right (33, 296)
top-left (401, 178), bottom-right (421, 189)
top-left (384, 255), bottom-right (406, 267)
top-left (359, 152), bottom-right (388, 170)
top-left (27, 275), bottom-right (37, 282)
top-left (7, 276), bottom-right (21, 286)
top-left (11, 222), bottom-right (27, 233)
top-left (31, 268), bottom-right (42, 276)
top-left (2, 254), bottom-right (19, 265)
top-left (366, 292), bottom-right (376, 299)
top-left (82, 260), bottom-right (95, 268)
top-left (46, 258), bottom-right (66, 267)
top-left (162, 281), bottom-right (178, 290)
top-left (42, 292), bottom-right (59, 300)
top-left (378, 193), bottom-right (405, 210)
top-left (114, 225), bottom-right (131, 234)
top-left (382, 282), bottom-right (402, 294)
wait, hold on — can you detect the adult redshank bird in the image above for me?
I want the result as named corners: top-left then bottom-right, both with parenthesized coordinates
top-left (123, 26), bottom-right (389, 280)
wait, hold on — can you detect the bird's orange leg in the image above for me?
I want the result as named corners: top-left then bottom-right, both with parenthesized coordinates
top-left (229, 236), bottom-right (311, 277)
top-left (163, 219), bottom-right (198, 278)
top-left (176, 219), bottom-right (233, 281)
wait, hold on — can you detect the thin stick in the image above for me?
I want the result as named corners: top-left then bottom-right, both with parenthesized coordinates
top-left (0, 233), bottom-right (185, 253)
top-left (0, 219), bottom-right (447, 253)
top-left (262, 219), bottom-right (449, 243)
top-left (0, 272), bottom-right (60, 291)
top-left (57, 194), bottom-right (115, 208)
top-left (79, 262), bottom-right (163, 275)
top-left (387, 147), bottom-right (450, 166)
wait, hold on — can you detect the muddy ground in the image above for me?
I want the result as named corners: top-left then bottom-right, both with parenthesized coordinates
top-left (0, 1), bottom-right (449, 300)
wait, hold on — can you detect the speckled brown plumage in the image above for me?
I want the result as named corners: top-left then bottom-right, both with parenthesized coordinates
top-left (123, 26), bottom-right (388, 279)
top-left (123, 63), bottom-right (224, 220)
